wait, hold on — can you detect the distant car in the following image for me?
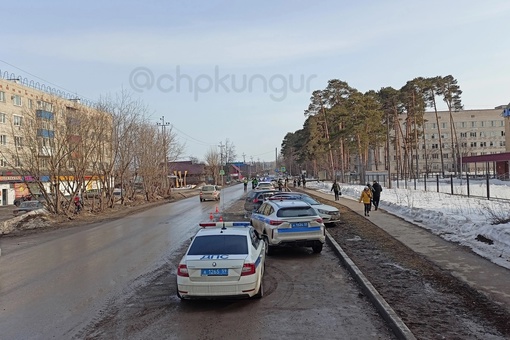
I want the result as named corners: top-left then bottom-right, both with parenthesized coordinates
top-left (255, 182), bottom-right (274, 190)
top-left (250, 199), bottom-right (325, 255)
top-left (270, 192), bottom-right (341, 225)
top-left (176, 221), bottom-right (266, 299)
top-left (244, 189), bottom-right (277, 215)
top-left (199, 185), bottom-right (221, 202)
top-left (13, 200), bottom-right (45, 216)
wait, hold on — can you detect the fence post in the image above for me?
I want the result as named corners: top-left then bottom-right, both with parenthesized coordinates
top-left (467, 174), bottom-right (470, 197)
top-left (436, 174), bottom-right (439, 193)
top-left (424, 174), bottom-right (427, 191)
top-left (450, 174), bottom-right (454, 195)
top-left (486, 165), bottom-right (490, 200)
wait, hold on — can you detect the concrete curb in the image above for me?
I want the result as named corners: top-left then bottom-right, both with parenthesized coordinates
top-left (326, 230), bottom-right (416, 340)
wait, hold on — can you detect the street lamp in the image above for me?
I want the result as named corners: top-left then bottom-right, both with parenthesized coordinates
top-left (157, 116), bottom-right (171, 194)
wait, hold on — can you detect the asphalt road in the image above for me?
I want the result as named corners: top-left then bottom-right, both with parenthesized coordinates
top-left (0, 185), bottom-right (393, 339)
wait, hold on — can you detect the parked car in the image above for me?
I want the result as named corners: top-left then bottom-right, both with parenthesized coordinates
top-left (13, 200), bottom-right (46, 216)
top-left (199, 185), bottom-right (221, 202)
top-left (270, 192), bottom-right (341, 225)
top-left (244, 189), bottom-right (277, 215)
top-left (250, 199), bottom-right (325, 255)
top-left (255, 182), bottom-right (274, 190)
top-left (176, 221), bottom-right (266, 299)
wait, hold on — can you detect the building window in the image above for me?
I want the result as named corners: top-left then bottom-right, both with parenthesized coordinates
top-left (470, 132), bottom-right (477, 137)
top-left (0, 135), bottom-right (6, 146)
top-left (28, 99), bottom-right (33, 109)
top-left (480, 142), bottom-right (487, 147)
top-left (14, 157), bottom-right (22, 167)
top-left (432, 154), bottom-right (439, 159)
top-left (490, 141), bottom-right (494, 147)
top-left (460, 132), bottom-right (467, 138)
top-left (441, 122), bottom-right (447, 129)
top-left (13, 115), bottom-right (23, 126)
top-left (0, 112), bottom-right (5, 124)
top-left (0, 158), bottom-right (6, 167)
top-left (12, 95), bottom-right (22, 106)
top-left (0, 91), bottom-right (5, 102)
top-left (470, 121), bottom-right (476, 128)
top-left (501, 131), bottom-right (506, 137)
top-left (14, 136), bottom-right (23, 148)
top-left (501, 141), bottom-right (506, 147)
top-left (444, 154), bottom-right (449, 159)
top-left (470, 142), bottom-right (477, 147)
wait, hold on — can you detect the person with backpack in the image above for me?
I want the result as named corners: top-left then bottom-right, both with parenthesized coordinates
top-left (331, 180), bottom-right (341, 201)
top-left (372, 180), bottom-right (383, 210)
top-left (359, 186), bottom-right (373, 217)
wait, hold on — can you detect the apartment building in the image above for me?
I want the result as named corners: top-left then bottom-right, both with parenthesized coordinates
top-left (367, 107), bottom-right (506, 178)
top-left (0, 75), bottom-right (110, 205)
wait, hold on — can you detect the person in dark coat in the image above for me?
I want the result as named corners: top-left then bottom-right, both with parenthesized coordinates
top-left (372, 180), bottom-right (383, 210)
top-left (331, 180), bottom-right (341, 201)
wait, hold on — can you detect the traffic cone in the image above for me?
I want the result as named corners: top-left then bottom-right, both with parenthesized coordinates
top-left (215, 206), bottom-right (219, 213)
top-left (219, 216), bottom-right (223, 222)
top-left (209, 212), bottom-right (213, 221)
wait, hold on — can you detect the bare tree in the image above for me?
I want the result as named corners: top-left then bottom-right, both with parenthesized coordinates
top-left (204, 147), bottom-right (220, 184)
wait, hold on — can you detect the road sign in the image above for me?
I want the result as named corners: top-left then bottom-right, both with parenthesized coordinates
top-left (281, 166), bottom-right (286, 173)
top-left (219, 169), bottom-right (225, 176)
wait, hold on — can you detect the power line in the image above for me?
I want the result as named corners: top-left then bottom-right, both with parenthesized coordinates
top-left (0, 59), bottom-right (94, 103)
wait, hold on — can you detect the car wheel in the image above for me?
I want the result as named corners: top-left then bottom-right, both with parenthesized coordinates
top-left (254, 277), bottom-right (264, 299)
top-left (177, 289), bottom-right (185, 300)
top-left (312, 242), bottom-right (323, 254)
top-left (264, 237), bottom-right (274, 256)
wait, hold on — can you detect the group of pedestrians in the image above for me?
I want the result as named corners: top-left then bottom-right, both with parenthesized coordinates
top-left (359, 180), bottom-right (382, 217)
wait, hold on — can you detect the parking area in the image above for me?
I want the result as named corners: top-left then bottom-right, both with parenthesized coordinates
top-left (0, 205), bottom-right (16, 223)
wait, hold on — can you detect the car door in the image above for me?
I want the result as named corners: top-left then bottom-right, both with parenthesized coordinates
top-left (251, 203), bottom-right (268, 235)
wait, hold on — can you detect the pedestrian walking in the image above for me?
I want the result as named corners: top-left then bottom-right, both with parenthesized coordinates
top-left (366, 182), bottom-right (374, 211)
top-left (372, 180), bottom-right (383, 210)
top-left (302, 175), bottom-right (307, 188)
top-left (293, 178), bottom-right (297, 187)
top-left (297, 178), bottom-right (301, 187)
top-left (331, 180), bottom-right (341, 201)
top-left (359, 186), bottom-right (373, 217)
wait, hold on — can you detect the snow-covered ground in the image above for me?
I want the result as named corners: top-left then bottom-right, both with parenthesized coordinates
top-left (306, 180), bottom-right (510, 270)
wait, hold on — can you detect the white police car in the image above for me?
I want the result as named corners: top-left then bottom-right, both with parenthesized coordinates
top-left (250, 199), bottom-right (326, 255)
top-left (270, 193), bottom-right (341, 225)
top-left (176, 222), bottom-right (266, 300)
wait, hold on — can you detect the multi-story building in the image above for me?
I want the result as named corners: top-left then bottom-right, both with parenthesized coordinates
top-left (0, 74), bottom-right (110, 205)
top-left (369, 106), bottom-right (507, 179)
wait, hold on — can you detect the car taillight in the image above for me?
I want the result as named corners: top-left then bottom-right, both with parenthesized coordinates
top-left (241, 263), bottom-right (256, 276)
top-left (316, 218), bottom-right (323, 224)
top-left (270, 220), bottom-right (283, 226)
top-left (177, 264), bottom-right (189, 277)
top-left (253, 198), bottom-right (259, 203)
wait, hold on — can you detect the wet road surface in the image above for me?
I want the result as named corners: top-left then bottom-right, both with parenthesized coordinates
top-left (0, 185), bottom-right (393, 339)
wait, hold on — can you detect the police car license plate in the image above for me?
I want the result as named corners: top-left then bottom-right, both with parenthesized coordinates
top-left (201, 268), bottom-right (228, 276)
top-left (291, 222), bottom-right (308, 228)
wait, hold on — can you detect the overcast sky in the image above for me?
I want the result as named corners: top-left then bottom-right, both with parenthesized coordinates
top-left (2, 0), bottom-right (509, 162)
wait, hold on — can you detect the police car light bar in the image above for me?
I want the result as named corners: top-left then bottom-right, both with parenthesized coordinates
top-left (199, 222), bottom-right (251, 228)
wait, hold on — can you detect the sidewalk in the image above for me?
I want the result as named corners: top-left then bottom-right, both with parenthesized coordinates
top-left (302, 188), bottom-right (510, 313)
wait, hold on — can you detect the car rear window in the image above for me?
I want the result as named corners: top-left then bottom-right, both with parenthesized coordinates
top-left (188, 235), bottom-right (248, 255)
top-left (276, 207), bottom-right (316, 218)
top-left (202, 186), bottom-right (215, 191)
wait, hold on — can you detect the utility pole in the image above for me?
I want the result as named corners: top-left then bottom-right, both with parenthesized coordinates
top-left (218, 142), bottom-right (225, 186)
top-left (157, 116), bottom-right (171, 195)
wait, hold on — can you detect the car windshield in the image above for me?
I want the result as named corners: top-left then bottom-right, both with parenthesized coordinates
top-left (300, 196), bottom-right (320, 205)
top-left (187, 235), bottom-right (248, 255)
top-left (276, 207), bottom-right (316, 218)
top-left (21, 202), bottom-right (40, 208)
top-left (202, 186), bottom-right (215, 192)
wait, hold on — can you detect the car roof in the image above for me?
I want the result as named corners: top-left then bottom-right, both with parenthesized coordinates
top-left (265, 199), bottom-right (311, 208)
